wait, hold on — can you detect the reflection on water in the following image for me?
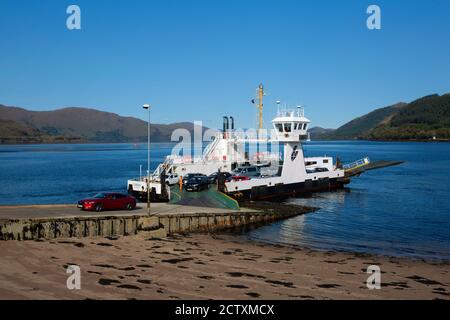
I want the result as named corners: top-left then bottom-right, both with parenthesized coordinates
top-left (1, 141), bottom-right (450, 261)
top-left (245, 141), bottom-right (450, 262)
top-left (277, 214), bottom-right (307, 244)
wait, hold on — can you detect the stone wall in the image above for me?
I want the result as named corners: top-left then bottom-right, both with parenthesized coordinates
top-left (157, 211), bottom-right (295, 235)
top-left (0, 215), bottom-right (161, 240)
top-left (0, 210), bottom-right (299, 240)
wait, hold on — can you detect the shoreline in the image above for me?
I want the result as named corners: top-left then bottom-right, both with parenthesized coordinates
top-left (0, 232), bottom-right (449, 299)
top-left (1, 139), bottom-right (450, 146)
top-left (240, 202), bottom-right (450, 264)
top-left (239, 235), bottom-right (450, 266)
top-left (1, 201), bottom-right (448, 263)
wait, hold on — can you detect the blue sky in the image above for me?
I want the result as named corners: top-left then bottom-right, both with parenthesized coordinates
top-left (0, 0), bottom-right (449, 129)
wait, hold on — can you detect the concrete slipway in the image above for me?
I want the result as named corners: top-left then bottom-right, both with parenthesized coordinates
top-left (0, 201), bottom-right (312, 241)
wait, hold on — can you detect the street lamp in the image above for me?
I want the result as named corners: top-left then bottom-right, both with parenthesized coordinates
top-left (143, 103), bottom-right (151, 215)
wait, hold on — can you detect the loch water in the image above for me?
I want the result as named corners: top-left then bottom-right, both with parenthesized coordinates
top-left (0, 141), bottom-right (449, 261)
top-left (245, 141), bottom-right (450, 262)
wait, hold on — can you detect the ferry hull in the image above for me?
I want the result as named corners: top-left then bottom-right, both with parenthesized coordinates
top-left (226, 177), bottom-right (349, 201)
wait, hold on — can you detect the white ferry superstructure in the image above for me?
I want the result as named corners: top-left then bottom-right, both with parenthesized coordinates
top-left (131, 84), bottom-right (352, 201)
top-left (223, 107), bottom-right (348, 201)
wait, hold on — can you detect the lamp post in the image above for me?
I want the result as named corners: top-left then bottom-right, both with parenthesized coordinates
top-left (143, 104), bottom-right (151, 215)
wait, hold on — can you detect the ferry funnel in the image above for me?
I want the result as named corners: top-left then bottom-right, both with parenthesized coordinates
top-left (223, 116), bottom-right (229, 134)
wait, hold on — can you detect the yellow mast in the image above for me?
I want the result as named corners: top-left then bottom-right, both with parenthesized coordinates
top-left (257, 83), bottom-right (264, 130)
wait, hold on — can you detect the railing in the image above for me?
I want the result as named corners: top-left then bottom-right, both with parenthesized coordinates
top-left (277, 107), bottom-right (305, 118)
top-left (168, 155), bottom-right (204, 164)
top-left (203, 133), bottom-right (221, 157)
top-left (343, 157), bottom-right (370, 170)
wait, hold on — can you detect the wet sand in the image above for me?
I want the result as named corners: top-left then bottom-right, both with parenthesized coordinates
top-left (0, 233), bottom-right (449, 300)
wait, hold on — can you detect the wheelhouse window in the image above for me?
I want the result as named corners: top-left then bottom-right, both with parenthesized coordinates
top-left (284, 123), bottom-right (292, 132)
top-left (275, 123), bottom-right (283, 132)
top-left (303, 123), bottom-right (308, 130)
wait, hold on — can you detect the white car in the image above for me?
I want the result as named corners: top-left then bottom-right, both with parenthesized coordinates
top-left (165, 173), bottom-right (179, 185)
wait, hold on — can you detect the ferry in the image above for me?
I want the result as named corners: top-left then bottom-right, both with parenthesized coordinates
top-left (128, 83), bottom-right (400, 202)
top-left (221, 106), bottom-right (348, 201)
top-left (140, 84), bottom-right (280, 178)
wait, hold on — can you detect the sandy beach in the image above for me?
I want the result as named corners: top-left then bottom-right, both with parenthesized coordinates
top-left (0, 232), bottom-right (449, 300)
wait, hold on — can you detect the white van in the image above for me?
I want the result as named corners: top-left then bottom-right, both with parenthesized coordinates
top-left (232, 166), bottom-right (261, 177)
top-left (165, 173), bottom-right (179, 185)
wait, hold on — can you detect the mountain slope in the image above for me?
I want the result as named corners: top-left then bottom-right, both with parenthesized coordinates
top-left (2, 92), bottom-right (449, 144)
top-left (329, 102), bottom-right (407, 139)
top-left (0, 105), bottom-right (203, 143)
top-left (307, 126), bottom-right (336, 140)
top-left (368, 94), bottom-right (450, 140)
top-left (311, 93), bottom-right (450, 141)
top-left (0, 119), bottom-right (51, 143)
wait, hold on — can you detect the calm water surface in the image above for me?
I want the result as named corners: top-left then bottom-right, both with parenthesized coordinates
top-left (246, 141), bottom-right (450, 262)
top-left (0, 141), bottom-right (449, 261)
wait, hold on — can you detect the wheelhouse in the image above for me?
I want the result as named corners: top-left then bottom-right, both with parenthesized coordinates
top-left (272, 106), bottom-right (310, 142)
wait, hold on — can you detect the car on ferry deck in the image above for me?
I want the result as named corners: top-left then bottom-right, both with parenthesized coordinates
top-left (230, 175), bottom-right (251, 181)
top-left (77, 192), bottom-right (136, 212)
top-left (182, 173), bottom-right (206, 185)
top-left (165, 173), bottom-right (179, 185)
top-left (184, 176), bottom-right (209, 191)
top-left (232, 166), bottom-right (261, 178)
top-left (207, 171), bottom-right (233, 184)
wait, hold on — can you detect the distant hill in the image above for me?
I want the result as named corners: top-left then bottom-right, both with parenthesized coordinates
top-left (330, 102), bottom-right (407, 139)
top-left (368, 94), bottom-right (450, 140)
top-left (0, 118), bottom-right (48, 142)
top-left (3, 93), bottom-right (450, 144)
top-left (309, 93), bottom-right (450, 141)
top-left (307, 126), bottom-right (335, 140)
top-left (0, 105), bottom-right (204, 144)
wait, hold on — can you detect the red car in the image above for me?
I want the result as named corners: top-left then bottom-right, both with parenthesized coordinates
top-left (77, 193), bottom-right (136, 212)
top-left (231, 175), bottom-right (251, 181)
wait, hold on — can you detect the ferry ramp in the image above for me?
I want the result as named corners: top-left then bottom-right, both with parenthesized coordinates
top-left (345, 160), bottom-right (404, 177)
top-left (169, 186), bottom-right (240, 210)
